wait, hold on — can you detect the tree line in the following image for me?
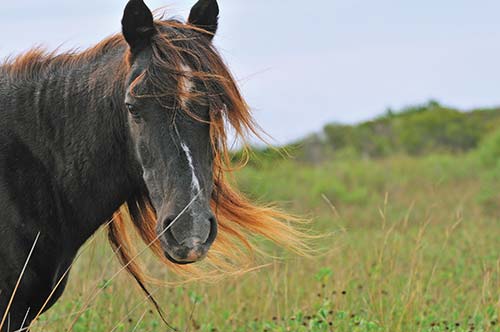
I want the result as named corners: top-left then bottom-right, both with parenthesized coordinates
top-left (244, 101), bottom-right (500, 164)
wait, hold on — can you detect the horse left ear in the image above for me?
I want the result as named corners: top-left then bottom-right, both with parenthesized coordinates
top-left (122, 0), bottom-right (155, 53)
top-left (188, 0), bottom-right (219, 39)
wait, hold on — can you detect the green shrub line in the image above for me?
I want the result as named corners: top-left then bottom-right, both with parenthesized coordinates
top-left (240, 101), bottom-right (500, 165)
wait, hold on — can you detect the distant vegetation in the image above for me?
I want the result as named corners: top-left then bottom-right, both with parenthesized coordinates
top-left (243, 100), bottom-right (500, 218)
top-left (245, 101), bottom-right (500, 164)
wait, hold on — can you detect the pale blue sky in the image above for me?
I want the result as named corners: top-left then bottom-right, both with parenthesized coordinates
top-left (1, 1), bottom-right (499, 144)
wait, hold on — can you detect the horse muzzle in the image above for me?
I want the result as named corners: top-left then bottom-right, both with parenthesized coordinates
top-left (159, 213), bottom-right (217, 264)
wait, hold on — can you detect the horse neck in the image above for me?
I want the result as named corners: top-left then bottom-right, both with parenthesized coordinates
top-left (9, 44), bottom-right (140, 242)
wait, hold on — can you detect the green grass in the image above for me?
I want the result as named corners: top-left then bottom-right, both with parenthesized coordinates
top-left (30, 153), bottom-right (499, 332)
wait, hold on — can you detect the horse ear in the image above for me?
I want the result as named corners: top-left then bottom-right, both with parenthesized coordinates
top-left (122, 0), bottom-right (155, 53)
top-left (188, 0), bottom-right (219, 39)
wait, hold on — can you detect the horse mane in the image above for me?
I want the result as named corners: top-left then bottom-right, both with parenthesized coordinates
top-left (2, 18), bottom-right (310, 283)
top-left (1, 36), bottom-right (127, 82)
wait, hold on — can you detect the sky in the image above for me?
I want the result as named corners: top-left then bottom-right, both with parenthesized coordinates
top-left (1, 0), bottom-right (500, 144)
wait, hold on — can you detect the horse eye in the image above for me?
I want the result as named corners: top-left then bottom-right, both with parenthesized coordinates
top-left (126, 103), bottom-right (141, 119)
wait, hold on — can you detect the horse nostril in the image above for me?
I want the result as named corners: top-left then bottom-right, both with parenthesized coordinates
top-left (162, 216), bottom-right (181, 246)
top-left (162, 216), bottom-right (174, 232)
top-left (205, 215), bottom-right (218, 246)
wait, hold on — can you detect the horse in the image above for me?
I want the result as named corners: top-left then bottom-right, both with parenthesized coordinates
top-left (0, 0), bottom-right (306, 330)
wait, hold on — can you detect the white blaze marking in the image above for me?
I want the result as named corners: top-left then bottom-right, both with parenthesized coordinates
top-left (179, 64), bottom-right (194, 108)
top-left (178, 64), bottom-right (201, 200)
top-left (180, 142), bottom-right (201, 194)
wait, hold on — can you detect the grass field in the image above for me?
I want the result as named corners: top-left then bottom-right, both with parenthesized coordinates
top-left (30, 152), bottom-right (499, 332)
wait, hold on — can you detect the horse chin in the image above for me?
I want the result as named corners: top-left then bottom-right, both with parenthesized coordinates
top-left (163, 249), bottom-right (207, 265)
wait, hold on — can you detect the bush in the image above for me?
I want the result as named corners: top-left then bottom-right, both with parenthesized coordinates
top-left (322, 102), bottom-right (500, 159)
top-left (478, 130), bottom-right (500, 168)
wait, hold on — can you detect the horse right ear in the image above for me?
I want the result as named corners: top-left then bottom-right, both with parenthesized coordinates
top-left (122, 0), bottom-right (155, 53)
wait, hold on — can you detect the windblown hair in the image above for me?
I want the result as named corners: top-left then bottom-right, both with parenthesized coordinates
top-left (103, 20), bottom-right (310, 283)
